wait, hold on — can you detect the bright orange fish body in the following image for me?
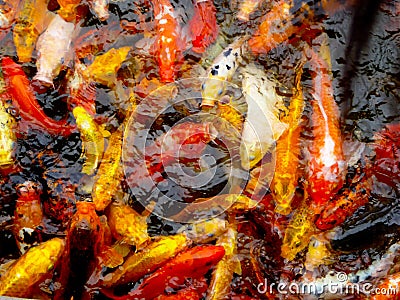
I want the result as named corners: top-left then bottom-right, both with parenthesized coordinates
top-left (189, 0), bottom-right (218, 53)
top-left (151, 0), bottom-right (183, 82)
top-left (307, 49), bottom-right (345, 210)
top-left (1, 57), bottom-right (76, 136)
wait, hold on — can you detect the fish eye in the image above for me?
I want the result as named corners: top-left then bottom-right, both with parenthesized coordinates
top-left (201, 83), bottom-right (206, 90)
top-left (217, 89), bottom-right (223, 96)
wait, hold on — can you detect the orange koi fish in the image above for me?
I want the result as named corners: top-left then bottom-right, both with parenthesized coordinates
top-left (57, 0), bottom-right (82, 21)
top-left (13, 181), bottom-right (44, 254)
top-left (0, 238), bottom-right (65, 298)
top-left (271, 69), bottom-right (305, 215)
top-left (315, 173), bottom-right (371, 230)
top-left (54, 201), bottom-right (121, 300)
top-left (104, 245), bottom-right (225, 299)
top-left (189, 0), bottom-right (219, 53)
top-left (1, 57), bottom-right (76, 136)
top-left (151, 0), bottom-right (183, 82)
top-left (248, 0), bottom-right (321, 55)
top-left (306, 49), bottom-right (345, 211)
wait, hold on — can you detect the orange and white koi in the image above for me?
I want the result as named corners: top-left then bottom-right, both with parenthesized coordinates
top-left (201, 37), bottom-right (247, 107)
top-left (101, 233), bottom-right (190, 287)
top-left (189, 0), bottom-right (219, 53)
top-left (151, 0), bottom-right (183, 82)
top-left (271, 68), bottom-right (305, 215)
top-left (72, 106), bottom-right (104, 176)
top-left (240, 63), bottom-right (288, 170)
top-left (12, 0), bottom-right (54, 62)
top-left (13, 181), bottom-right (44, 254)
top-left (306, 49), bottom-right (345, 211)
top-left (0, 238), bottom-right (65, 298)
top-left (34, 13), bottom-right (76, 86)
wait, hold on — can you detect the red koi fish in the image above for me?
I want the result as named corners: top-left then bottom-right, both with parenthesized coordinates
top-left (189, 0), bottom-right (218, 53)
top-left (103, 245), bottom-right (224, 300)
top-left (307, 49), bottom-right (345, 211)
top-left (1, 57), bottom-right (76, 136)
top-left (151, 0), bottom-right (183, 82)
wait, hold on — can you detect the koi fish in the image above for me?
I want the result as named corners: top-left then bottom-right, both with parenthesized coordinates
top-left (12, 0), bottom-right (54, 62)
top-left (216, 94), bottom-right (244, 132)
top-left (178, 217), bottom-right (228, 243)
top-left (315, 174), bottom-right (371, 231)
top-left (281, 197), bottom-right (316, 261)
top-left (171, 194), bottom-right (258, 222)
top-left (107, 245), bottom-right (225, 299)
top-left (248, 0), bottom-right (321, 55)
top-left (0, 238), bottom-right (65, 298)
top-left (1, 57), bottom-right (76, 136)
top-left (13, 181), bottom-right (44, 254)
top-left (57, 0), bottom-right (82, 21)
top-left (84, 46), bottom-right (131, 88)
top-left (33, 13), bottom-right (76, 86)
top-left (304, 235), bottom-right (334, 271)
top-left (207, 225), bottom-right (241, 300)
top-left (0, 98), bottom-right (17, 169)
top-left (306, 49), bottom-right (345, 211)
top-left (201, 37), bottom-right (247, 107)
top-left (54, 202), bottom-right (121, 300)
top-left (92, 124), bottom-right (124, 211)
top-left (189, 0), bottom-right (218, 53)
top-left (151, 0), bottom-right (183, 82)
top-left (271, 68), bottom-right (305, 215)
top-left (102, 233), bottom-right (190, 287)
top-left (236, 0), bottom-right (263, 21)
top-left (107, 202), bottom-right (151, 248)
top-left (240, 63), bottom-right (288, 170)
top-left (72, 106), bottom-right (105, 175)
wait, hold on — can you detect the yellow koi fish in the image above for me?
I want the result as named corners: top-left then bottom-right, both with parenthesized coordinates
top-left (0, 238), bottom-right (65, 298)
top-left (271, 68), bottom-right (305, 215)
top-left (178, 217), bottom-right (228, 243)
top-left (92, 124), bottom-right (124, 211)
top-left (85, 46), bottom-right (131, 88)
top-left (107, 202), bottom-right (151, 248)
top-left (281, 197), bottom-right (316, 261)
top-left (12, 0), bottom-right (54, 62)
top-left (73, 106), bottom-right (104, 176)
top-left (240, 63), bottom-right (288, 170)
top-left (207, 224), bottom-right (241, 299)
top-left (0, 99), bottom-right (16, 169)
top-left (102, 234), bottom-right (190, 287)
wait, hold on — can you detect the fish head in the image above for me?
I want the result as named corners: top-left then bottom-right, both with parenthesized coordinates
top-left (272, 175), bottom-right (296, 215)
top-left (201, 76), bottom-right (226, 107)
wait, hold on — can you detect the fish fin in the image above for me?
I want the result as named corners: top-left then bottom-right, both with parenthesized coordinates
top-left (99, 246), bottom-right (124, 268)
top-left (232, 255), bottom-right (242, 275)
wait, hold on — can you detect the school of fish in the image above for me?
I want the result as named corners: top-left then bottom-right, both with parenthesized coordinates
top-left (0, 0), bottom-right (399, 299)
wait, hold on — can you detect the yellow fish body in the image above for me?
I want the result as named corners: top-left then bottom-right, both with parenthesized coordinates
top-left (102, 234), bottom-right (190, 287)
top-left (207, 225), bottom-right (241, 299)
top-left (0, 238), bottom-right (65, 297)
top-left (0, 99), bottom-right (17, 169)
top-left (281, 199), bottom-right (315, 261)
top-left (272, 69), bottom-right (305, 215)
top-left (178, 218), bottom-right (228, 243)
top-left (107, 202), bottom-right (151, 248)
top-left (93, 124), bottom-right (124, 211)
top-left (73, 106), bottom-right (104, 175)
